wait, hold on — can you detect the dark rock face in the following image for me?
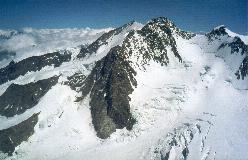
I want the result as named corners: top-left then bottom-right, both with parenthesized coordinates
top-left (70, 46), bottom-right (137, 138)
top-left (236, 56), bottom-right (248, 80)
top-left (64, 72), bottom-right (86, 91)
top-left (89, 47), bottom-right (137, 138)
top-left (149, 17), bottom-right (195, 39)
top-left (141, 18), bottom-right (182, 64)
top-left (219, 36), bottom-right (248, 55)
top-left (206, 26), bottom-right (228, 41)
top-left (0, 113), bottom-right (39, 155)
top-left (0, 51), bottom-right (71, 85)
top-left (77, 21), bottom-right (135, 59)
top-left (218, 36), bottom-right (248, 79)
top-left (121, 17), bottom-right (192, 67)
top-left (71, 17), bottom-right (192, 138)
top-left (0, 76), bottom-right (59, 117)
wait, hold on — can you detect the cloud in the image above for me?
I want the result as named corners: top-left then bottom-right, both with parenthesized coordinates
top-left (0, 27), bottom-right (112, 67)
top-left (1, 34), bottom-right (36, 51)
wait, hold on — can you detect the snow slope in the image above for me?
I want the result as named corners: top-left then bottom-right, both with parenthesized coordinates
top-left (58, 33), bottom-right (248, 160)
top-left (0, 18), bottom-right (248, 160)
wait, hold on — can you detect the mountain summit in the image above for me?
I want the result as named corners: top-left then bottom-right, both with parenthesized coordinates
top-left (0, 17), bottom-right (248, 160)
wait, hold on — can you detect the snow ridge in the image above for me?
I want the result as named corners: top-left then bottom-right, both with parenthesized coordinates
top-left (0, 17), bottom-right (248, 160)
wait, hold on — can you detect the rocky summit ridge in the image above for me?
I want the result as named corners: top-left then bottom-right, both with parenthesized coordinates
top-left (0, 17), bottom-right (247, 159)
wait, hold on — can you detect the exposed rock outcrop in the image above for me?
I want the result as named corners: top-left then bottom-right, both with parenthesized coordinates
top-left (206, 25), bottom-right (229, 41)
top-left (0, 76), bottom-right (59, 117)
top-left (0, 51), bottom-right (71, 85)
top-left (69, 46), bottom-right (137, 138)
top-left (77, 21), bottom-right (137, 59)
top-left (0, 113), bottom-right (39, 155)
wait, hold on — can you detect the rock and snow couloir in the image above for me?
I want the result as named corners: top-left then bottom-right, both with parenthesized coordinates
top-left (0, 17), bottom-right (248, 160)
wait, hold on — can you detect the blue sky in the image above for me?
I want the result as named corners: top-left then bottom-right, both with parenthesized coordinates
top-left (0, 0), bottom-right (247, 34)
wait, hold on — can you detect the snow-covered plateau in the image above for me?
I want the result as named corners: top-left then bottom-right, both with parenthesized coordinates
top-left (0, 17), bottom-right (247, 160)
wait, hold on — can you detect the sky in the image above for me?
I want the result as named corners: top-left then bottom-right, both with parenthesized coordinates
top-left (0, 0), bottom-right (247, 34)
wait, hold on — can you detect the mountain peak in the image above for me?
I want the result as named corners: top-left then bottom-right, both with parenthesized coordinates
top-left (126, 20), bottom-right (135, 25)
top-left (77, 20), bottom-right (143, 59)
top-left (206, 25), bottom-right (228, 40)
top-left (207, 25), bottom-right (248, 44)
top-left (116, 20), bottom-right (143, 32)
top-left (1, 17), bottom-right (248, 159)
top-left (148, 17), bottom-right (175, 29)
top-left (211, 25), bottom-right (227, 35)
top-left (150, 17), bottom-right (173, 24)
top-left (213, 25), bottom-right (226, 30)
top-left (143, 17), bottom-right (194, 40)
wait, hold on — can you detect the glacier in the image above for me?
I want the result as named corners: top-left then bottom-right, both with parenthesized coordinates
top-left (0, 17), bottom-right (247, 160)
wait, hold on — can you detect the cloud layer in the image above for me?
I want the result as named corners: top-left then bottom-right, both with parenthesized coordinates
top-left (0, 27), bottom-right (111, 67)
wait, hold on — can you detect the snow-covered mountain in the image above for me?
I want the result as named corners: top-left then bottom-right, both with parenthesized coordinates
top-left (0, 17), bottom-right (247, 160)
